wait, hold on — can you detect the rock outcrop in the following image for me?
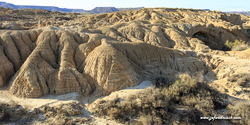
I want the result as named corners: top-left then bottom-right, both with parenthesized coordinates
top-left (2, 28), bottom-right (209, 98)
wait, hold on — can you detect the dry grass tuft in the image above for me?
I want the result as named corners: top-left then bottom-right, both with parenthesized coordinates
top-left (139, 115), bottom-right (162, 125)
top-left (36, 102), bottom-right (91, 125)
top-left (227, 73), bottom-right (250, 87)
top-left (0, 102), bottom-right (28, 123)
top-left (227, 101), bottom-right (250, 125)
top-left (232, 44), bottom-right (250, 51)
top-left (93, 87), bottom-right (170, 123)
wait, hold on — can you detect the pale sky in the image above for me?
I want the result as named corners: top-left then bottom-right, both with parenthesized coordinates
top-left (2, 0), bottom-right (250, 11)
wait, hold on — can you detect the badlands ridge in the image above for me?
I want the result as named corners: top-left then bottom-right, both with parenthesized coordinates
top-left (0, 7), bottom-right (250, 124)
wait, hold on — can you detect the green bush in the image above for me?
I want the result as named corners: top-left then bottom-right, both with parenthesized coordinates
top-left (225, 39), bottom-right (249, 51)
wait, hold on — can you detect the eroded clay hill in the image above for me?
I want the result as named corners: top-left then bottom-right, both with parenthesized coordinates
top-left (0, 8), bottom-right (250, 98)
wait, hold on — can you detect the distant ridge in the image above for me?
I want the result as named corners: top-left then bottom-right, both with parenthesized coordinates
top-left (0, 1), bottom-right (144, 13)
top-left (0, 1), bottom-right (87, 12)
top-left (225, 11), bottom-right (250, 16)
top-left (116, 7), bottom-right (145, 11)
top-left (89, 7), bottom-right (145, 13)
top-left (0, 2), bottom-right (87, 13)
top-left (90, 7), bottom-right (119, 13)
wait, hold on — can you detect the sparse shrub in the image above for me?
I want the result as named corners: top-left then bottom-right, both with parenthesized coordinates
top-left (9, 100), bottom-right (18, 108)
top-left (0, 101), bottom-right (88, 124)
top-left (131, 120), bottom-right (143, 125)
top-left (107, 107), bottom-right (123, 120)
top-left (0, 103), bottom-right (7, 121)
top-left (37, 102), bottom-right (88, 125)
top-left (139, 115), bottom-right (162, 125)
top-left (162, 74), bottom-right (197, 101)
top-left (127, 94), bottom-right (136, 101)
top-left (69, 13), bottom-right (77, 17)
top-left (0, 102), bottom-right (28, 123)
top-left (225, 39), bottom-right (249, 51)
top-left (161, 74), bottom-right (226, 118)
top-left (232, 44), bottom-right (250, 51)
top-left (92, 73), bottom-right (227, 124)
top-left (227, 101), bottom-right (250, 125)
top-left (59, 102), bottom-right (82, 116)
top-left (93, 87), bottom-right (170, 123)
top-left (153, 76), bottom-right (176, 88)
top-left (227, 73), bottom-right (250, 87)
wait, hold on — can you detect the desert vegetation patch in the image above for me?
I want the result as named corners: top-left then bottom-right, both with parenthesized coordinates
top-left (92, 74), bottom-right (230, 125)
